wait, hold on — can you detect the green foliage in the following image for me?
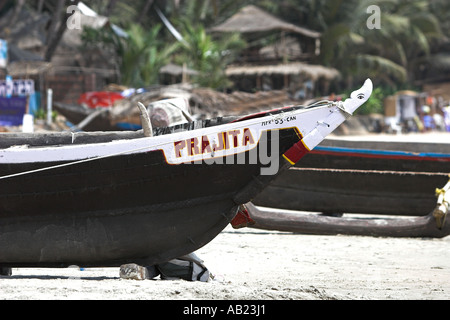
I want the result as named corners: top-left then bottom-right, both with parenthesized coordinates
top-left (75, 0), bottom-right (449, 91)
top-left (34, 108), bottom-right (57, 121)
top-left (120, 24), bottom-right (178, 87)
top-left (315, 0), bottom-right (443, 87)
top-left (354, 87), bottom-right (385, 115)
top-left (174, 21), bottom-right (245, 89)
top-left (81, 25), bottom-right (125, 76)
top-left (82, 23), bottom-right (178, 87)
top-left (340, 86), bottom-right (398, 115)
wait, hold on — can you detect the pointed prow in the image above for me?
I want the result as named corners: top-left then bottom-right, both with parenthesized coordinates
top-left (341, 78), bottom-right (373, 115)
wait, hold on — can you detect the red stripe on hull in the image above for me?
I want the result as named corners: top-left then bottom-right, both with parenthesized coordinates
top-left (311, 150), bottom-right (450, 163)
top-left (283, 140), bottom-right (310, 165)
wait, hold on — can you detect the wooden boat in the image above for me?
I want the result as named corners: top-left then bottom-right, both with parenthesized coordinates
top-left (243, 167), bottom-right (450, 238)
top-left (53, 102), bottom-right (115, 131)
top-left (53, 96), bottom-right (192, 132)
top-left (0, 79), bottom-right (373, 268)
top-left (253, 134), bottom-right (450, 216)
top-left (244, 192), bottom-right (450, 238)
top-left (300, 136), bottom-right (450, 173)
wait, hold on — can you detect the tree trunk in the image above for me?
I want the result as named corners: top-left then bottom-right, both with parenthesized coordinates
top-left (45, 0), bottom-right (81, 62)
top-left (37, 0), bottom-right (45, 13)
top-left (46, 0), bottom-right (66, 46)
top-left (103, 0), bottom-right (119, 17)
top-left (0, 0), bottom-right (9, 12)
top-left (137, 0), bottom-right (154, 24)
top-left (6, 0), bottom-right (25, 26)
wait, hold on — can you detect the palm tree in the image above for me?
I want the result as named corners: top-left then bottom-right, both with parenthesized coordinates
top-left (304, 0), bottom-right (441, 88)
top-left (82, 22), bottom-right (177, 87)
top-left (119, 24), bottom-right (179, 87)
top-left (252, 0), bottom-right (443, 88)
top-left (173, 21), bottom-right (245, 89)
top-left (45, 0), bottom-right (82, 61)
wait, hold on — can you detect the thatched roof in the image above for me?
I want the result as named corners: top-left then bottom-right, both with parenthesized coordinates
top-left (210, 5), bottom-right (320, 38)
top-left (189, 87), bottom-right (294, 115)
top-left (226, 62), bottom-right (340, 80)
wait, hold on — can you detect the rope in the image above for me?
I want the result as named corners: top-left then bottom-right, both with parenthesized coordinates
top-left (0, 144), bottom-right (154, 181)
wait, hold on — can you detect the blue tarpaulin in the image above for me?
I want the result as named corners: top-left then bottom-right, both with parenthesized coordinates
top-left (0, 96), bottom-right (27, 126)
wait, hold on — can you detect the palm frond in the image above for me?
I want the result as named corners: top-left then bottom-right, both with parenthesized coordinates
top-left (356, 54), bottom-right (407, 82)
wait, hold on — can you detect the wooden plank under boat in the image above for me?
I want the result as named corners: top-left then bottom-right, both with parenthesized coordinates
top-left (253, 135), bottom-right (450, 216)
top-left (0, 79), bottom-right (373, 268)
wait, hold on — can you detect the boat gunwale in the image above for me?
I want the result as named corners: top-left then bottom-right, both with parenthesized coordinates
top-left (0, 104), bottom-right (333, 166)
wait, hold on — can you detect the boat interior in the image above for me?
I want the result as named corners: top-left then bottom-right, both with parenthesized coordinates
top-left (0, 105), bottom-right (306, 149)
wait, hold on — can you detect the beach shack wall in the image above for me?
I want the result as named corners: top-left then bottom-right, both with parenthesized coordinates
top-left (383, 90), bottom-right (428, 131)
top-left (423, 82), bottom-right (450, 104)
top-left (43, 3), bottom-right (121, 105)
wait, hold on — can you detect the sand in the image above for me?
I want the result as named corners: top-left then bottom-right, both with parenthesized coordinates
top-left (1, 224), bottom-right (449, 300)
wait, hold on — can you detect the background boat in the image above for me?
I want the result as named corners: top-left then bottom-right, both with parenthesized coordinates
top-left (253, 134), bottom-right (450, 216)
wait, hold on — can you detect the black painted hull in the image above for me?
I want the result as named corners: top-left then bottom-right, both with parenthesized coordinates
top-left (254, 167), bottom-right (448, 216)
top-left (254, 137), bottom-right (450, 216)
top-left (0, 78), bottom-right (374, 267)
top-left (0, 130), bottom-right (295, 267)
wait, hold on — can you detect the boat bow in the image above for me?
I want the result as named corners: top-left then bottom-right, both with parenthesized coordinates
top-left (340, 78), bottom-right (373, 115)
top-left (283, 78), bottom-right (373, 165)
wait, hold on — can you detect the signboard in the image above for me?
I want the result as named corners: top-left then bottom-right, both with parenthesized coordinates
top-left (0, 96), bottom-right (27, 126)
top-left (0, 39), bottom-right (6, 68)
top-left (0, 79), bottom-right (35, 97)
top-left (0, 78), bottom-right (35, 127)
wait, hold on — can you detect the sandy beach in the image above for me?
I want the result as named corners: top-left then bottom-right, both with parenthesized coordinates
top-left (1, 222), bottom-right (449, 300)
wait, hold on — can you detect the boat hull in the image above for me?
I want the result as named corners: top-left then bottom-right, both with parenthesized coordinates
top-left (254, 137), bottom-right (450, 216)
top-left (299, 138), bottom-right (450, 172)
top-left (0, 131), bottom-right (294, 267)
top-left (0, 79), bottom-right (374, 267)
top-left (0, 196), bottom-right (237, 267)
top-left (254, 167), bottom-right (448, 216)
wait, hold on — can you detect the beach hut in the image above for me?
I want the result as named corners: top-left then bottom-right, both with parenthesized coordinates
top-left (210, 5), bottom-right (339, 96)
